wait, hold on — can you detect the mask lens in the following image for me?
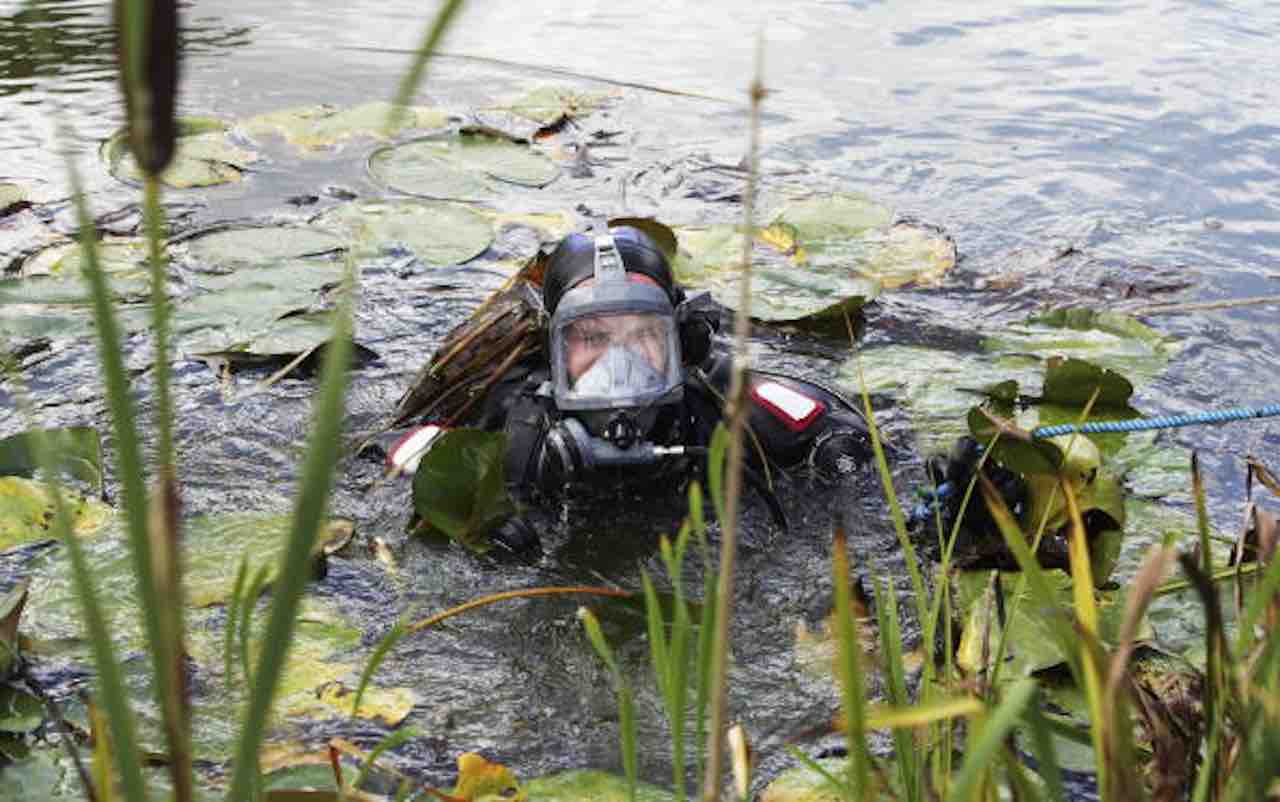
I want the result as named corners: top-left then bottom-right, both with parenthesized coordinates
top-left (564, 312), bottom-right (671, 392)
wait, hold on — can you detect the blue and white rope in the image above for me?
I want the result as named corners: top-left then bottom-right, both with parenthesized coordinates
top-left (1030, 403), bottom-right (1280, 439)
top-left (907, 401), bottom-right (1280, 526)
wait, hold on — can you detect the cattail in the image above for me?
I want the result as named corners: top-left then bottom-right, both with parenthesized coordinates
top-left (114, 0), bottom-right (180, 176)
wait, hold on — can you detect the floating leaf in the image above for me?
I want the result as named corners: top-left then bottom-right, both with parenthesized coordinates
top-left (0, 476), bottom-right (112, 552)
top-left (0, 427), bottom-right (103, 490)
top-left (953, 569), bottom-right (1149, 681)
top-left (20, 238), bottom-right (151, 280)
top-left (756, 757), bottom-right (849, 802)
top-left (0, 581), bottom-right (28, 678)
top-left (985, 307), bottom-right (1179, 388)
top-left (239, 102), bottom-right (451, 149)
top-left (102, 117), bottom-right (256, 188)
top-left (0, 685), bottom-right (43, 734)
top-left (309, 682), bottom-right (415, 727)
top-left (173, 263), bottom-right (345, 358)
top-left (0, 183), bottom-right (27, 212)
top-left (771, 194), bottom-right (955, 289)
top-left (673, 223), bottom-right (880, 324)
top-left (369, 132), bottom-right (559, 201)
top-left (175, 226), bottom-right (346, 272)
top-left (473, 86), bottom-right (612, 140)
top-left (0, 747), bottom-right (64, 798)
top-left (411, 429), bottom-right (514, 550)
top-left (319, 200), bottom-right (493, 267)
top-left (451, 752), bottom-right (526, 802)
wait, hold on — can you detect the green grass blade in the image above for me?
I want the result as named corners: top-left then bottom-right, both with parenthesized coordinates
top-left (353, 619), bottom-right (408, 718)
top-left (352, 727), bottom-right (418, 792)
top-left (832, 529), bottom-right (870, 799)
top-left (387, 0), bottom-right (466, 130)
top-left (874, 579), bottom-right (918, 802)
top-left (579, 607), bottom-right (636, 802)
top-left (641, 570), bottom-right (670, 698)
top-left (946, 678), bottom-right (1038, 802)
top-left (26, 428), bottom-right (151, 802)
top-left (1020, 693), bottom-right (1068, 802)
top-left (783, 745), bottom-right (852, 800)
top-left (849, 352), bottom-right (929, 644)
top-left (224, 557), bottom-right (250, 692)
top-left (225, 272), bottom-right (354, 802)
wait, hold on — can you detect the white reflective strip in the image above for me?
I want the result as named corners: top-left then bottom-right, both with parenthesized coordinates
top-left (388, 425), bottom-right (443, 476)
top-left (755, 381), bottom-right (819, 423)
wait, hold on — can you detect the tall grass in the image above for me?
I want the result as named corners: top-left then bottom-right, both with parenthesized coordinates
top-left (18, 0), bottom-right (465, 799)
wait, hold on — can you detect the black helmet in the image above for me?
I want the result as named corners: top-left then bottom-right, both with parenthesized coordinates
top-left (542, 226), bottom-right (679, 317)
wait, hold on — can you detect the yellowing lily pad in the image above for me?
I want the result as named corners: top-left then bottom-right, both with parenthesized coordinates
top-left (369, 132), bottom-right (559, 201)
top-left (239, 102), bottom-right (451, 149)
top-left (307, 682), bottom-right (416, 727)
top-left (20, 238), bottom-right (151, 280)
top-left (673, 223), bottom-right (881, 324)
top-left (318, 200), bottom-right (493, 267)
top-left (102, 117), bottom-right (256, 189)
top-left (0, 427), bottom-right (103, 492)
top-left (0, 183), bottom-right (27, 211)
top-left (0, 476), bottom-right (112, 552)
top-left (451, 753), bottom-right (527, 802)
top-left (757, 757), bottom-right (849, 802)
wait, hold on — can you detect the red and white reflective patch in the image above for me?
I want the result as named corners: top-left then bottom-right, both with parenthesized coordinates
top-left (751, 381), bottom-right (825, 432)
top-left (387, 425), bottom-right (444, 477)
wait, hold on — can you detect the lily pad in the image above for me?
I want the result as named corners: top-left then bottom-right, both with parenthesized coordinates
top-left (102, 117), bottom-right (256, 189)
top-left (318, 200), bottom-right (493, 267)
top-left (473, 86), bottom-right (612, 140)
top-left (757, 757), bottom-right (850, 802)
top-left (238, 102), bottom-right (451, 149)
top-left (173, 263), bottom-right (345, 359)
top-left (953, 568), bottom-right (1151, 681)
top-left (0, 183), bottom-right (27, 212)
top-left (175, 226), bottom-right (346, 272)
top-left (0, 427), bottom-right (103, 491)
top-left (525, 769), bottom-right (675, 802)
top-left (0, 476), bottom-right (112, 552)
top-left (0, 685), bottom-right (43, 734)
top-left (412, 429), bottom-right (514, 550)
top-left (0, 748), bottom-right (65, 798)
top-left (673, 223), bottom-right (881, 324)
top-left (369, 132), bottom-right (559, 201)
top-left (984, 308), bottom-right (1178, 389)
top-left (20, 238), bottom-right (151, 280)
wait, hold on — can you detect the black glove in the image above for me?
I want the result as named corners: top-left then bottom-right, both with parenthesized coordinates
top-left (489, 515), bottom-right (542, 561)
top-left (917, 436), bottom-right (1026, 540)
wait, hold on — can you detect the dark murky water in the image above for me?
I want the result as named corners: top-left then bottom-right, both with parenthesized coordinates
top-left (2, 0), bottom-right (1279, 796)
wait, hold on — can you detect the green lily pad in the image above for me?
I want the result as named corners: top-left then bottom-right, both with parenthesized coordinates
top-left (757, 757), bottom-right (851, 802)
top-left (0, 427), bottom-right (103, 491)
top-left (0, 581), bottom-right (27, 678)
top-left (176, 226), bottom-right (346, 272)
top-left (173, 263), bottom-right (345, 358)
top-left (412, 429), bottom-right (514, 550)
top-left (771, 194), bottom-right (955, 289)
top-left (369, 132), bottom-right (559, 200)
top-left (490, 86), bottom-right (611, 127)
top-left (102, 117), bottom-right (256, 189)
top-left (238, 102), bottom-right (451, 149)
top-left (673, 223), bottom-right (881, 324)
top-left (318, 200), bottom-right (493, 267)
top-left (0, 685), bottom-right (43, 734)
top-left (0, 476), bottom-right (112, 552)
top-left (0, 183), bottom-right (27, 211)
top-left (20, 238), bottom-right (151, 280)
top-left (953, 568), bottom-right (1151, 681)
top-left (0, 748), bottom-right (65, 798)
top-left (984, 308), bottom-right (1179, 389)
top-left (524, 769), bottom-right (674, 802)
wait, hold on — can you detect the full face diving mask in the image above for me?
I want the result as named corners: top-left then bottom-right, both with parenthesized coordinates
top-left (548, 232), bottom-right (684, 443)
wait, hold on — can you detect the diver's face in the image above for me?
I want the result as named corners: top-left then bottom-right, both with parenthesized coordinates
top-left (565, 312), bottom-right (670, 383)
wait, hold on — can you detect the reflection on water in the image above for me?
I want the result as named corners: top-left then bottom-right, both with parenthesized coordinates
top-left (1, 0), bottom-right (1279, 795)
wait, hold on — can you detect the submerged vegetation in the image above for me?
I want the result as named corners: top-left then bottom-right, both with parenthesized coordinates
top-left (1, 2), bottom-right (1278, 802)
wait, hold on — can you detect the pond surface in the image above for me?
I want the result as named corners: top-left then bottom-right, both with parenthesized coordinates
top-left (2, 0), bottom-right (1279, 796)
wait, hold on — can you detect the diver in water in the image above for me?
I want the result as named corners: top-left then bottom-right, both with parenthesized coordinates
top-left (387, 224), bottom-right (874, 556)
